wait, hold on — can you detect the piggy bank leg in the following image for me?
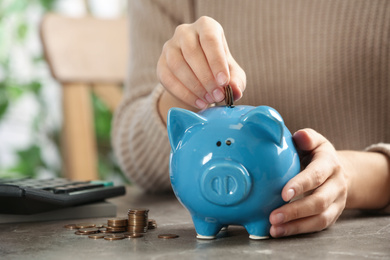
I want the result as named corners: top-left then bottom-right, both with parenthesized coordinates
top-left (244, 220), bottom-right (270, 240)
top-left (192, 216), bottom-right (222, 240)
top-left (220, 225), bottom-right (229, 231)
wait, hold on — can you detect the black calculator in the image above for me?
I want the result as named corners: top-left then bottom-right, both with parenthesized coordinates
top-left (0, 178), bottom-right (126, 215)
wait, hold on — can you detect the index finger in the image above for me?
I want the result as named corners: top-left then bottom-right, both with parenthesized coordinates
top-left (282, 153), bottom-right (336, 202)
top-left (196, 17), bottom-right (230, 88)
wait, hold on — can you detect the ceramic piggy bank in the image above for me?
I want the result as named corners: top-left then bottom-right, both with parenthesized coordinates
top-left (167, 105), bottom-right (300, 240)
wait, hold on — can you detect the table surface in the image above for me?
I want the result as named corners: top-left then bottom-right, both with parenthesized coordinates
top-left (1, 186), bottom-right (389, 260)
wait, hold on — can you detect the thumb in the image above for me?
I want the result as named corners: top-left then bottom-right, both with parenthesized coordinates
top-left (293, 128), bottom-right (329, 152)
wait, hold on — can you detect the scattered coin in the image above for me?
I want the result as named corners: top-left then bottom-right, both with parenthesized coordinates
top-left (104, 234), bottom-right (125, 241)
top-left (98, 228), bottom-right (112, 234)
top-left (124, 233), bottom-right (143, 238)
top-left (88, 234), bottom-right (105, 239)
top-left (64, 224), bottom-right (77, 230)
top-left (75, 231), bottom-right (89, 235)
top-left (158, 234), bottom-right (179, 239)
top-left (78, 228), bottom-right (99, 234)
top-left (75, 223), bottom-right (95, 229)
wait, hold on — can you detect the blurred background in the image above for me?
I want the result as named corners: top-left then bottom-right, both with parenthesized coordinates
top-left (0, 0), bottom-right (128, 184)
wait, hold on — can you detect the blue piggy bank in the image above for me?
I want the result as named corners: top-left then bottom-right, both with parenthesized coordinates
top-left (167, 105), bottom-right (300, 240)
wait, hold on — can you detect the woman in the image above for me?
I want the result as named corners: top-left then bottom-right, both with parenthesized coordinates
top-left (113, 0), bottom-right (390, 238)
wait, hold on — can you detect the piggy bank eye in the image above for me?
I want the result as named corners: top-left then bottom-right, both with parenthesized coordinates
top-left (216, 141), bottom-right (222, 147)
top-left (226, 140), bottom-right (232, 146)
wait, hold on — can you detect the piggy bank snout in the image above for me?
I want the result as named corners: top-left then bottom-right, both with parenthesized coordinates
top-left (200, 160), bottom-right (252, 206)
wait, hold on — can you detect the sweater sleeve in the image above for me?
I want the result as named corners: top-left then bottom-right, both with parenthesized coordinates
top-left (365, 143), bottom-right (390, 158)
top-left (365, 143), bottom-right (390, 213)
top-left (112, 0), bottom-right (194, 192)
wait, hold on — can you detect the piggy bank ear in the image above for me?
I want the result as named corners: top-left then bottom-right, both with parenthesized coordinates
top-left (241, 106), bottom-right (284, 146)
top-left (167, 108), bottom-right (207, 152)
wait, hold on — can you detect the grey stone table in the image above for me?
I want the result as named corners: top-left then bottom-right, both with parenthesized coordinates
top-left (1, 186), bottom-right (389, 260)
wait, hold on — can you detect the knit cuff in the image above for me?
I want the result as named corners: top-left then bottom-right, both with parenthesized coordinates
top-left (365, 143), bottom-right (390, 158)
top-left (365, 143), bottom-right (390, 214)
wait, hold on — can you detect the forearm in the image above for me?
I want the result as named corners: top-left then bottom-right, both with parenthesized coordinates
top-left (112, 87), bottom-right (172, 192)
top-left (338, 150), bottom-right (390, 209)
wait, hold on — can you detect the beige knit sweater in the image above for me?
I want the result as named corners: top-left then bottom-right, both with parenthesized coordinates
top-left (113, 0), bottom-right (390, 193)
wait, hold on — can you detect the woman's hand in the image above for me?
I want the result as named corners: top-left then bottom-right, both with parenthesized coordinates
top-left (157, 16), bottom-right (246, 110)
top-left (269, 128), bottom-right (349, 238)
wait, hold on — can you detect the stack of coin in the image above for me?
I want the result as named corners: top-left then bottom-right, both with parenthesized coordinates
top-left (224, 85), bottom-right (234, 108)
top-left (127, 208), bottom-right (149, 233)
top-left (106, 218), bottom-right (128, 233)
top-left (64, 208), bottom-right (161, 241)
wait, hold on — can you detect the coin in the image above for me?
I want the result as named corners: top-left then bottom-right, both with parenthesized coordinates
top-left (98, 228), bottom-right (112, 233)
top-left (128, 208), bottom-right (149, 234)
top-left (128, 222), bottom-right (147, 226)
top-left (64, 224), bottom-right (77, 230)
top-left (75, 231), bottom-right (89, 235)
top-left (106, 226), bottom-right (126, 233)
top-left (104, 234), bottom-right (125, 241)
top-left (78, 228), bottom-right (99, 234)
top-left (75, 223), bottom-right (95, 229)
top-left (148, 219), bottom-right (157, 229)
top-left (158, 234), bottom-right (179, 239)
top-left (107, 218), bottom-right (128, 227)
top-left (124, 233), bottom-right (143, 238)
top-left (127, 226), bottom-right (147, 233)
top-left (128, 219), bottom-right (147, 222)
top-left (128, 208), bottom-right (149, 213)
top-left (224, 85), bottom-right (234, 107)
top-left (88, 234), bottom-right (105, 239)
top-left (128, 209), bottom-right (149, 216)
top-left (128, 216), bottom-right (148, 221)
top-left (65, 208), bottom-right (159, 241)
top-left (129, 215), bottom-right (148, 219)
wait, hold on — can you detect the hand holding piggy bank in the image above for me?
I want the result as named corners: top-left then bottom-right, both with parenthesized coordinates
top-left (167, 105), bottom-right (300, 239)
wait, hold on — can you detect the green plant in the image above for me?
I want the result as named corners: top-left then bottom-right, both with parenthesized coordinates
top-left (0, 0), bottom-right (127, 183)
top-left (0, 0), bottom-right (57, 178)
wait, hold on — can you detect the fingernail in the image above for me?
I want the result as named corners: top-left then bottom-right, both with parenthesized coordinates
top-left (195, 99), bottom-right (207, 109)
top-left (217, 72), bottom-right (228, 86)
top-left (274, 213), bottom-right (285, 224)
top-left (274, 226), bottom-right (285, 237)
top-left (212, 88), bottom-right (224, 102)
top-left (205, 93), bottom-right (214, 103)
top-left (286, 189), bottom-right (295, 201)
